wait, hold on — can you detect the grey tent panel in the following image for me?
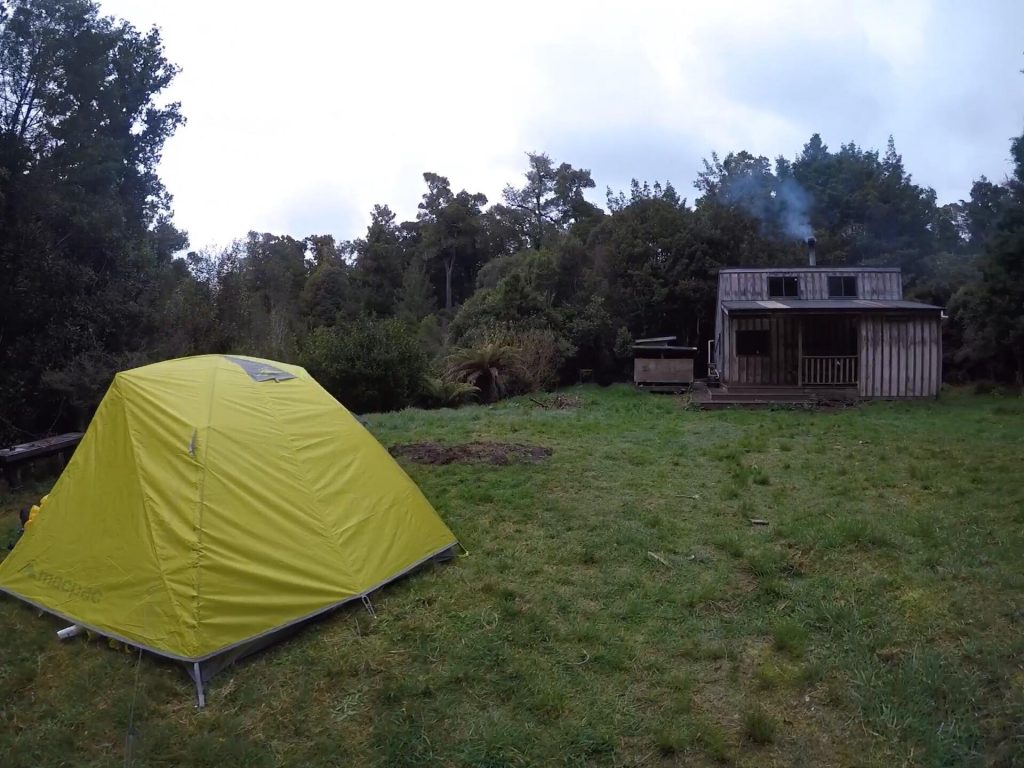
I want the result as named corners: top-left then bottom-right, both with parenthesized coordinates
top-left (223, 356), bottom-right (297, 382)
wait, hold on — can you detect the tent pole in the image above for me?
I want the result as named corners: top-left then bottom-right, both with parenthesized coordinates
top-left (193, 662), bottom-right (206, 708)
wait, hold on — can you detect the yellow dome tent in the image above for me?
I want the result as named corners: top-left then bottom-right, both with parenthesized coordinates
top-left (0, 355), bottom-right (457, 705)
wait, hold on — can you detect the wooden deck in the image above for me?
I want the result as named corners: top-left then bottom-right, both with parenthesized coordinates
top-left (0, 432), bottom-right (83, 488)
top-left (692, 383), bottom-right (858, 409)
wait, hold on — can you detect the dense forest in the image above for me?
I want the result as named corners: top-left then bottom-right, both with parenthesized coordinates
top-left (2, 0), bottom-right (1023, 442)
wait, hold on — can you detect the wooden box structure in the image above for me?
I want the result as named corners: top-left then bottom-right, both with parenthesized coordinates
top-left (633, 337), bottom-right (698, 392)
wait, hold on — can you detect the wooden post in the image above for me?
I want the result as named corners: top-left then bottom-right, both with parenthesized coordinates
top-left (797, 320), bottom-right (803, 387)
top-left (3, 464), bottom-right (21, 490)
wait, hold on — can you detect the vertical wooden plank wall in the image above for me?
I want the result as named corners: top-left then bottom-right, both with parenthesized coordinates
top-left (859, 315), bottom-right (941, 397)
top-left (714, 282), bottom-right (725, 377)
top-left (728, 316), bottom-right (799, 385)
top-left (717, 269), bottom-right (903, 301)
top-left (720, 311), bottom-right (730, 378)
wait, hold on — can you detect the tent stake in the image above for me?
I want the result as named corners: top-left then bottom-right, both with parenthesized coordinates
top-left (193, 662), bottom-right (206, 708)
top-left (361, 595), bottom-right (377, 619)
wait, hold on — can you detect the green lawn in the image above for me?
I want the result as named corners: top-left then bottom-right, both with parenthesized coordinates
top-left (2, 386), bottom-right (1023, 767)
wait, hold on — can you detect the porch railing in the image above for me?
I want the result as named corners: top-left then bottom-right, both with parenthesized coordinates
top-left (801, 355), bottom-right (858, 386)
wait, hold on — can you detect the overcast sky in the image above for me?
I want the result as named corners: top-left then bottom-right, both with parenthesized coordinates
top-left (100, 0), bottom-right (1024, 252)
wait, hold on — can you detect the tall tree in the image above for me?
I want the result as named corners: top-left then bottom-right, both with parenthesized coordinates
top-left (691, 151), bottom-right (807, 269)
top-left (695, 151), bottom-right (776, 209)
top-left (963, 176), bottom-right (1011, 248)
top-left (696, 134), bottom-right (940, 272)
top-left (396, 258), bottom-right (437, 324)
top-left (606, 179), bottom-right (683, 213)
top-left (955, 130), bottom-right (1024, 383)
top-left (479, 203), bottom-right (530, 257)
top-left (0, 0), bottom-right (185, 437)
top-left (305, 234), bottom-right (342, 267)
top-left (353, 204), bottom-right (406, 316)
top-left (590, 195), bottom-right (719, 341)
top-left (502, 152), bottom-right (598, 249)
top-left (416, 172), bottom-right (488, 313)
top-left (300, 237), bottom-right (359, 329)
top-left (503, 153), bottom-right (558, 250)
top-left (240, 232), bottom-right (308, 357)
top-left (790, 134), bottom-right (937, 274)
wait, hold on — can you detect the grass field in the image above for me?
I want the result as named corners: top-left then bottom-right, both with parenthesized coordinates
top-left (2, 386), bottom-right (1023, 767)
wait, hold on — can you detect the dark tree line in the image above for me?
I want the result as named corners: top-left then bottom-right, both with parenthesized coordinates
top-left (2, 0), bottom-right (1023, 440)
top-left (0, 0), bottom-right (186, 438)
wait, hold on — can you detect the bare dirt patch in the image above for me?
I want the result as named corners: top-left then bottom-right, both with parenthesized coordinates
top-left (389, 441), bottom-right (552, 466)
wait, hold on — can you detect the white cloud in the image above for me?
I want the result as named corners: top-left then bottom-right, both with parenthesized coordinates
top-left (100, 0), bottom-right (1024, 249)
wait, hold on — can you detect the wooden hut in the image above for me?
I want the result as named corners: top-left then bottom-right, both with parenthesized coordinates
top-left (705, 266), bottom-right (943, 405)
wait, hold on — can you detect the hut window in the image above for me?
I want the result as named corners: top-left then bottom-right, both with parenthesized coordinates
top-left (768, 276), bottom-right (799, 298)
top-left (736, 329), bottom-right (770, 356)
top-left (828, 276), bottom-right (858, 298)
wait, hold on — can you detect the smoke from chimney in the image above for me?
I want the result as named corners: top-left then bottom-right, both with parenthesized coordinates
top-left (806, 236), bottom-right (816, 266)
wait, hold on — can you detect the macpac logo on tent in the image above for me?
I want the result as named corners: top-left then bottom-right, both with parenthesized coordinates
top-left (21, 562), bottom-right (102, 604)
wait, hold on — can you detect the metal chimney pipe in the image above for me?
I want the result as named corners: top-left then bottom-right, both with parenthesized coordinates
top-left (806, 236), bottom-right (816, 266)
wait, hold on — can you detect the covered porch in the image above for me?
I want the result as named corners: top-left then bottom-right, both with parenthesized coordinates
top-left (725, 314), bottom-right (860, 388)
top-left (713, 299), bottom-right (943, 402)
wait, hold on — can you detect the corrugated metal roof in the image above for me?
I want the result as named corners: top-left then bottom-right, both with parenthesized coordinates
top-left (718, 267), bottom-right (902, 273)
top-left (722, 299), bottom-right (942, 313)
top-left (631, 345), bottom-right (698, 352)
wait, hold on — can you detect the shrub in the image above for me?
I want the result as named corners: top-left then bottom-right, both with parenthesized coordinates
top-left (422, 375), bottom-right (478, 408)
top-left (41, 349), bottom-right (150, 431)
top-left (772, 620), bottom-right (809, 657)
top-left (512, 328), bottom-right (567, 391)
top-left (482, 326), bottom-right (567, 392)
top-left (299, 317), bottom-right (427, 413)
top-left (446, 343), bottom-right (520, 403)
top-left (452, 323), bottom-right (572, 396)
top-left (559, 295), bottom-right (619, 379)
top-left (743, 707), bottom-right (776, 744)
top-left (613, 326), bottom-right (634, 360)
top-left (415, 314), bottom-right (444, 360)
top-left (449, 272), bottom-right (555, 343)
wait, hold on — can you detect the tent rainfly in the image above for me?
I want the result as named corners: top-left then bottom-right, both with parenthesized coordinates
top-left (0, 355), bottom-right (458, 705)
